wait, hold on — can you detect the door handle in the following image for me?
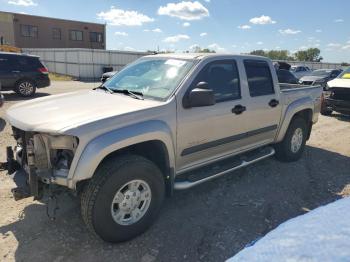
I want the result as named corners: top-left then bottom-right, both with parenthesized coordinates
top-left (12, 71), bottom-right (20, 73)
top-left (232, 105), bottom-right (246, 115)
top-left (269, 99), bottom-right (279, 107)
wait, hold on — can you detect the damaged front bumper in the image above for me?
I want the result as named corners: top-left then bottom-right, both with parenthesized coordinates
top-left (1, 146), bottom-right (41, 200)
top-left (1, 144), bottom-right (71, 201)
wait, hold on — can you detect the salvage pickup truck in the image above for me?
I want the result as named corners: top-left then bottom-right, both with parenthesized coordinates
top-left (322, 67), bottom-right (350, 116)
top-left (3, 54), bottom-right (322, 242)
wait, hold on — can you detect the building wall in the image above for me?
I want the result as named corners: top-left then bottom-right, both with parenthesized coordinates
top-left (7, 12), bottom-right (105, 49)
top-left (0, 12), bottom-right (15, 45)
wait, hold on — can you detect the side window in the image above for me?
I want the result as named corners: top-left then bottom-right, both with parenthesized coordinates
top-left (244, 60), bottom-right (275, 97)
top-left (20, 24), bottom-right (38, 38)
top-left (0, 56), bottom-right (9, 71)
top-left (193, 61), bottom-right (241, 103)
top-left (52, 28), bottom-right (61, 40)
top-left (14, 57), bottom-right (41, 71)
top-left (70, 30), bottom-right (83, 41)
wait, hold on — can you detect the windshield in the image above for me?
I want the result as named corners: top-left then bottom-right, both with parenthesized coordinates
top-left (339, 67), bottom-right (350, 79)
top-left (103, 58), bottom-right (194, 100)
top-left (310, 69), bottom-right (332, 76)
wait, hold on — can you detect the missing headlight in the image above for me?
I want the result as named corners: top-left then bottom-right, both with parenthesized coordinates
top-left (53, 150), bottom-right (74, 170)
top-left (33, 134), bottom-right (78, 172)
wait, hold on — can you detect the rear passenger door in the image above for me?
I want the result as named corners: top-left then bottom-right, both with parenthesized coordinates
top-left (242, 59), bottom-right (282, 148)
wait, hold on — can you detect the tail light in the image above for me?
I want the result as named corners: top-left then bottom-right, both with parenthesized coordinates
top-left (38, 67), bottom-right (49, 74)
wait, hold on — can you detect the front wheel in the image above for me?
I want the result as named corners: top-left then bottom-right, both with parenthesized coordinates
top-left (81, 155), bottom-right (165, 243)
top-left (274, 117), bottom-right (308, 162)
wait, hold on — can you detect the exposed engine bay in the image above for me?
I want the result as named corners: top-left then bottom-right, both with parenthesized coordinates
top-left (2, 126), bottom-right (78, 201)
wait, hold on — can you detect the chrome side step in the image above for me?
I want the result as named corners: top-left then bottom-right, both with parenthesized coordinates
top-left (174, 147), bottom-right (275, 190)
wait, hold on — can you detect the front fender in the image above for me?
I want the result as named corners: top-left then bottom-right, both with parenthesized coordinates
top-left (275, 97), bottom-right (314, 142)
top-left (67, 120), bottom-right (175, 189)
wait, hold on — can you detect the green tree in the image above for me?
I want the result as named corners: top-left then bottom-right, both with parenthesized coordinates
top-left (250, 50), bottom-right (266, 57)
top-left (249, 50), bottom-right (294, 61)
top-left (294, 48), bottom-right (323, 62)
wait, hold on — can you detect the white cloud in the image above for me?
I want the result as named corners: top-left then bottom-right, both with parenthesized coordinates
top-left (315, 29), bottom-right (322, 33)
top-left (256, 41), bottom-right (263, 45)
top-left (97, 6), bottom-right (154, 26)
top-left (327, 43), bottom-right (342, 47)
top-left (124, 47), bottom-right (137, 51)
top-left (115, 31), bottom-right (128, 36)
top-left (237, 25), bottom-right (251, 30)
top-left (208, 43), bottom-right (226, 52)
top-left (163, 34), bottom-right (190, 43)
top-left (342, 45), bottom-right (350, 50)
top-left (158, 1), bottom-right (209, 20)
top-left (249, 15), bottom-right (276, 25)
top-left (144, 28), bottom-right (162, 33)
top-left (204, 0), bottom-right (210, 2)
top-left (298, 46), bottom-right (308, 51)
top-left (200, 32), bottom-right (207, 37)
top-left (334, 19), bottom-right (344, 23)
top-left (8, 0), bottom-right (37, 6)
top-left (279, 29), bottom-right (301, 35)
top-left (183, 22), bottom-right (191, 27)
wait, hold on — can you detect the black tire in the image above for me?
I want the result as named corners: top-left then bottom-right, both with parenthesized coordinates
top-left (321, 109), bottom-right (332, 116)
top-left (14, 79), bottom-right (36, 97)
top-left (81, 155), bottom-right (165, 243)
top-left (274, 117), bottom-right (308, 162)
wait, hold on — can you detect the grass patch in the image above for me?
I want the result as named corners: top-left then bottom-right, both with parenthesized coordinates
top-left (49, 73), bottom-right (75, 81)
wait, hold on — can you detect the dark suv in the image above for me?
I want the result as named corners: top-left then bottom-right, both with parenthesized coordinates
top-left (0, 52), bottom-right (50, 96)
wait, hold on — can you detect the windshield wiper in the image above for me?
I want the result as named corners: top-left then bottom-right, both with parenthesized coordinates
top-left (94, 85), bottom-right (113, 94)
top-left (113, 89), bottom-right (144, 100)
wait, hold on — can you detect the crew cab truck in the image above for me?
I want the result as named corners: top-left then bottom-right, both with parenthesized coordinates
top-left (3, 54), bottom-right (322, 242)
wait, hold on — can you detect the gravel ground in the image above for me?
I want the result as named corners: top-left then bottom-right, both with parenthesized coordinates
top-left (0, 81), bottom-right (350, 262)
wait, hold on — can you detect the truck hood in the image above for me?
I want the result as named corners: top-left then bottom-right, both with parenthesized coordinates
top-left (328, 78), bottom-right (350, 88)
top-left (6, 90), bottom-right (161, 133)
top-left (300, 75), bottom-right (328, 82)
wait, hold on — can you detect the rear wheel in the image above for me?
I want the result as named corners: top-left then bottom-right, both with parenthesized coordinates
top-left (14, 80), bottom-right (36, 97)
top-left (274, 117), bottom-right (308, 162)
top-left (81, 155), bottom-right (165, 243)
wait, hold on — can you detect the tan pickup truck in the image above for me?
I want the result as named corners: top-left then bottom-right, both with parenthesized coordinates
top-left (3, 53), bottom-right (322, 242)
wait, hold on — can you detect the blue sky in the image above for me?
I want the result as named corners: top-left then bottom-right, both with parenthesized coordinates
top-left (1, 0), bottom-right (349, 62)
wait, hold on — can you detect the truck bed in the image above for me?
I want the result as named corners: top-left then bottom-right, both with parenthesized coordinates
top-left (279, 83), bottom-right (322, 124)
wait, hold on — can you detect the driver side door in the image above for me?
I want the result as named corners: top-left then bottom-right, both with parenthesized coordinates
top-left (176, 59), bottom-right (249, 172)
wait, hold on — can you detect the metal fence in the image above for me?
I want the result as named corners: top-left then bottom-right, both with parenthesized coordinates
top-left (23, 48), bottom-right (149, 80)
top-left (23, 48), bottom-right (345, 80)
top-left (274, 60), bottom-right (344, 70)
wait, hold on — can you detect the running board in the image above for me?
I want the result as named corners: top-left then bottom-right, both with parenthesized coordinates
top-left (174, 147), bottom-right (275, 190)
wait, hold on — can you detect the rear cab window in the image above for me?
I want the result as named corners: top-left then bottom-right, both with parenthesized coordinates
top-left (244, 60), bottom-right (275, 97)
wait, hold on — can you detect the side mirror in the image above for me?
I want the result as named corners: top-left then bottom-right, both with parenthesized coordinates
top-left (185, 82), bottom-right (215, 108)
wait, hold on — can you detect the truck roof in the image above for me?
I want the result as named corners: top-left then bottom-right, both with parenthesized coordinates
top-left (146, 53), bottom-right (270, 61)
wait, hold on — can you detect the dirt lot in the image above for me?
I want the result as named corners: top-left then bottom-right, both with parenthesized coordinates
top-left (1, 82), bottom-right (350, 262)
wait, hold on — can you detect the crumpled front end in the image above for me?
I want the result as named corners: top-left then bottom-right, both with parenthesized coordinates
top-left (1, 126), bottom-right (78, 201)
